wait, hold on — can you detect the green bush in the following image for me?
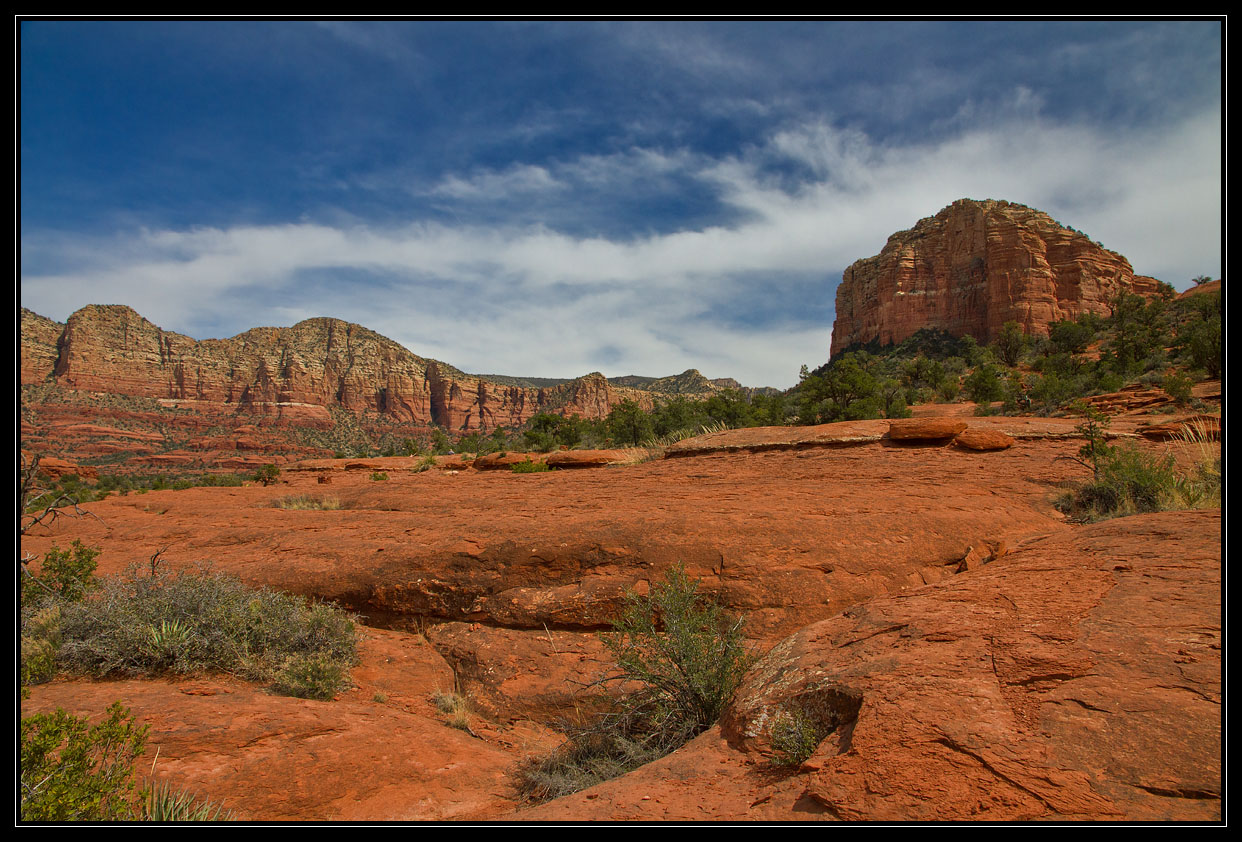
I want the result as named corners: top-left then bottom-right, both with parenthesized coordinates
top-left (516, 565), bottom-right (752, 801)
top-left (22, 540), bottom-right (101, 605)
top-left (412, 453), bottom-right (439, 473)
top-left (1057, 444), bottom-right (1179, 520)
top-left (770, 708), bottom-right (831, 767)
top-left (1162, 371), bottom-right (1195, 406)
top-left (271, 653), bottom-right (350, 701)
top-left (20, 702), bottom-right (148, 822)
top-left (604, 565), bottom-right (753, 733)
top-left (21, 603), bottom-right (61, 688)
top-left (511, 459), bottom-right (551, 473)
top-left (254, 463), bottom-right (281, 487)
top-left (55, 564), bottom-right (356, 698)
top-left (369, 471), bottom-right (389, 481)
top-left (1055, 410), bottom-right (1219, 522)
top-left (964, 362), bottom-right (1005, 404)
top-left (20, 702), bottom-right (234, 821)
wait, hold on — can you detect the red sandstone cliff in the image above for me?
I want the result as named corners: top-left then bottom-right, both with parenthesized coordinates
top-left (21, 305), bottom-right (665, 432)
top-left (830, 199), bottom-right (1162, 356)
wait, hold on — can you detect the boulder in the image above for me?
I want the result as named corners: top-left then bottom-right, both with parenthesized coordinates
top-left (954, 427), bottom-right (1016, 451)
top-left (887, 418), bottom-right (968, 441)
top-left (545, 449), bottom-right (632, 468)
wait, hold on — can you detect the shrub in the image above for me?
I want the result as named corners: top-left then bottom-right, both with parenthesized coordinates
top-left (21, 603), bottom-right (61, 688)
top-left (20, 703), bottom-right (234, 821)
top-left (1162, 371), bottom-right (1195, 406)
top-left (1057, 444), bottom-right (1179, 520)
top-left (271, 653), bottom-right (350, 701)
top-left (511, 459), bottom-right (551, 474)
top-left (516, 565), bottom-right (752, 801)
top-left (770, 707), bottom-right (831, 767)
top-left (964, 362), bottom-right (1005, 404)
top-left (22, 539), bottom-right (101, 606)
top-left (433, 690), bottom-right (473, 731)
top-left (254, 463), bottom-right (281, 487)
top-left (55, 564), bottom-right (356, 698)
top-left (992, 321), bottom-right (1028, 366)
top-left (20, 702), bottom-right (148, 822)
top-left (604, 565), bottom-right (753, 733)
top-left (416, 453), bottom-right (439, 472)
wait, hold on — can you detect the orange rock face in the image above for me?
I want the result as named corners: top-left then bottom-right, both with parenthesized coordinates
top-left (21, 305), bottom-right (666, 433)
top-left (887, 418), bottom-right (968, 441)
top-left (831, 199), bottom-right (1162, 356)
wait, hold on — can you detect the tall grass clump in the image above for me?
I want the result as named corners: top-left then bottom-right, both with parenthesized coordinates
top-left (515, 564), bottom-right (753, 802)
top-left (272, 494), bottom-right (341, 510)
top-left (54, 563), bottom-right (356, 700)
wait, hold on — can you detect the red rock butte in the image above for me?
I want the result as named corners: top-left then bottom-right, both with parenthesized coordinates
top-left (20, 305), bottom-right (734, 433)
top-left (830, 199), bottom-right (1162, 356)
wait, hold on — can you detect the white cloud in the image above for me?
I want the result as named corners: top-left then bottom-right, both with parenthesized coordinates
top-left (428, 164), bottom-right (564, 200)
top-left (21, 99), bottom-right (1221, 389)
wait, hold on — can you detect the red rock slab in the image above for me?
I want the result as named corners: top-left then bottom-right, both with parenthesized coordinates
top-left (21, 438), bottom-right (1096, 646)
top-left (545, 449), bottom-right (632, 468)
top-left (472, 452), bottom-right (550, 470)
top-left (953, 427), bottom-right (1016, 451)
top-left (1137, 414), bottom-right (1221, 441)
top-left (22, 627), bottom-right (524, 821)
top-left (514, 511), bottom-right (1220, 822)
top-left (425, 622), bottom-right (617, 721)
top-left (28, 456), bottom-right (98, 480)
top-left (887, 417), bottom-right (968, 441)
top-left (664, 420), bottom-right (887, 457)
top-left (722, 510), bottom-right (1221, 822)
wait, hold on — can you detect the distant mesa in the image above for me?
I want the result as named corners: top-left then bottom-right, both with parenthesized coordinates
top-left (830, 198), bottom-right (1162, 357)
top-left (20, 305), bottom-right (755, 433)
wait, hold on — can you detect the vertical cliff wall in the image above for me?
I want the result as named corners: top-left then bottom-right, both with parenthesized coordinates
top-left (21, 305), bottom-right (666, 431)
top-left (830, 199), bottom-right (1161, 356)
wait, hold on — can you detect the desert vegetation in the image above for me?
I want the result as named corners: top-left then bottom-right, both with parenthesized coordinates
top-left (272, 494), bottom-right (342, 510)
top-left (516, 565), bottom-right (753, 802)
top-left (802, 285), bottom-right (1220, 422)
top-left (23, 469), bottom-right (249, 516)
top-left (20, 701), bottom-right (234, 821)
top-left (1056, 406), bottom-right (1221, 522)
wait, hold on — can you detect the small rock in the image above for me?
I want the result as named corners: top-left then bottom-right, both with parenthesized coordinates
top-left (954, 428), bottom-right (1016, 451)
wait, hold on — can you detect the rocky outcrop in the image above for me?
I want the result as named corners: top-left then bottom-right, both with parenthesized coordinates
top-left (21, 309), bottom-right (63, 385)
top-left (886, 418), bottom-right (969, 441)
top-left (512, 511), bottom-right (1220, 822)
top-left (21, 305), bottom-right (676, 432)
top-left (831, 199), bottom-right (1162, 356)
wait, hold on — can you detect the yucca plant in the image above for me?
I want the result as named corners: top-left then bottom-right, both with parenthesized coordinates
top-left (143, 780), bottom-right (233, 821)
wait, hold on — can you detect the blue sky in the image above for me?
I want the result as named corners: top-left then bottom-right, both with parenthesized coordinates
top-left (19, 20), bottom-right (1222, 388)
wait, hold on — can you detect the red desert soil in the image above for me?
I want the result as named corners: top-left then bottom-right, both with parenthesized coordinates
top-left (20, 418), bottom-right (1221, 821)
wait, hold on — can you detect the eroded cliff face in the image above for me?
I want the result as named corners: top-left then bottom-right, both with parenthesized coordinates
top-left (830, 199), bottom-right (1161, 356)
top-left (21, 305), bottom-right (659, 431)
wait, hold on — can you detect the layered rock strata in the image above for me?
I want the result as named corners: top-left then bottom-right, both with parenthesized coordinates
top-left (831, 199), bottom-right (1161, 356)
top-left (21, 305), bottom-right (685, 432)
